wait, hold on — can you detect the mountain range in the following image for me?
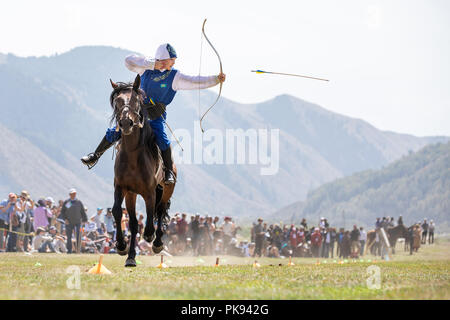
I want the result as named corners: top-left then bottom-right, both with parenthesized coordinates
top-left (0, 46), bottom-right (447, 219)
top-left (274, 142), bottom-right (450, 229)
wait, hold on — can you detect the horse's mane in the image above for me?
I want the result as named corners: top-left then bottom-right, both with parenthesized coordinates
top-left (108, 82), bottom-right (158, 160)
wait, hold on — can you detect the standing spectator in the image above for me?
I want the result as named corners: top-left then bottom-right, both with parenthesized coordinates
top-left (375, 217), bottom-right (381, 229)
top-left (16, 191), bottom-right (33, 252)
top-left (222, 216), bottom-right (235, 251)
top-left (341, 231), bottom-right (351, 258)
top-left (253, 218), bottom-right (265, 257)
top-left (350, 225), bottom-right (361, 258)
top-left (428, 220), bottom-right (435, 244)
top-left (3, 193), bottom-right (19, 252)
top-left (289, 225), bottom-right (298, 249)
top-left (319, 218), bottom-right (326, 229)
top-left (359, 227), bottom-right (367, 256)
top-left (421, 219), bottom-right (428, 244)
top-left (121, 208), bottom-right (129, 236)
top-left (137, 214), bottom-right (145, 237)
top-left (0, 193), bottom-right (18, 250)
top-left (23, 193), bottom-right (35, 252)
top-left (33, 199), bottom-right (53, 231)
top-left (272, 224), bottom-right (283, 250)
top-left (45, 197), bottom-right (55, 225)
top-left (310, 228), bottom-right (322, 257)
top-left (191, 214), bottom-right (200, 255)
top-left (104, 208), bottom-right (115, 239)
top-left (300, 218), bottom-right (308, 231)
top-left (90, 207), bottom-right (104, 233)
top-left (323, 228), bottom-right (331, 258)
top-left (176, 213), bottom-right (188, 249)
top-left (413, 224), bottom-right (421, 252)
top-left (337, 228), bottom-right (344, 257)
top-left (59, 188), bottom-right (87, 254)
top-left (397, 215), bottom-right (404, 226)
top-left (329, 228), bottom-right (336, 258)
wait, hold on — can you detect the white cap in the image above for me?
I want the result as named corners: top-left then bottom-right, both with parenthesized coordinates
top-left (155, 43), bottom-right (177, 60)
top-left (69, 188), bottom-right (77, 194)
top-left (46, 197), bottom-right (54, 203)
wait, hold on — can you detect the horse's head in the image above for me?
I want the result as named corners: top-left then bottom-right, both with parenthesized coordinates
top-left (110, 74), bottom-right (144, 136)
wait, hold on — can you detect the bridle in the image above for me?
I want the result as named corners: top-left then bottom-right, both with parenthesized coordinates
top-left (111, 86), bottom-right (145, 131)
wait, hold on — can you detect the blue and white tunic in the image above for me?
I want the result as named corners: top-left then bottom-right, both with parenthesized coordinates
top-left (105, 54), bottom-right (219, 151)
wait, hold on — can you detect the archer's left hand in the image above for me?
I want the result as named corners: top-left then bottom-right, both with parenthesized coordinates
top-left (218, 73), bottom-right (226, 83)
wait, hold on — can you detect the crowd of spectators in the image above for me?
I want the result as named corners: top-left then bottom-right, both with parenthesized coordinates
top-left (0, 190), bottom-right (436, 258)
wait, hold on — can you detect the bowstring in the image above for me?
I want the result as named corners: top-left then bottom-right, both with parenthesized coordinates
top-left (198, 28), bottom-right (204, 126)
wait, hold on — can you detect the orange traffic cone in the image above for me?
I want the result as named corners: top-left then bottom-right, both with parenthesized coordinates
top-left (156, 255), bottom-right (168, 269)
top-left (288, 256), bottom-right (295, 266)
top-left (88, 254), bottom-right (112, 274)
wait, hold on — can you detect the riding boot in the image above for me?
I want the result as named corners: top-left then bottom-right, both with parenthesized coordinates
top-left (161, 147), bottom-right (175, 184)
top-left (80, 136), bottom-right (114, 169)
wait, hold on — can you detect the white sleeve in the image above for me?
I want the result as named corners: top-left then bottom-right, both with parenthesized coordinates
top-left (124, 54), bottom-right (155, 76)
top-left (172, 71), bottom-right (219, 91)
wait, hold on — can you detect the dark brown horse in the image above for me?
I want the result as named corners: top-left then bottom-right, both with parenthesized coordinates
top-left (366, 225), bottom-right (409, 255)
top-left (109, 75), bottom-right (177, 267)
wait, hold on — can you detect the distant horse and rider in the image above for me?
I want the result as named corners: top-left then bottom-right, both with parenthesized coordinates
top-left (366, 222), bottom-right (417, 256)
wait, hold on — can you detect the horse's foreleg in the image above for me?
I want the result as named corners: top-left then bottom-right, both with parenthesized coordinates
top-left (143, 192), bottom-right (156, 244)
top-left (124, 192), bottom-right (138, 267)
top-left (112, 186), bottom-right (127, 255)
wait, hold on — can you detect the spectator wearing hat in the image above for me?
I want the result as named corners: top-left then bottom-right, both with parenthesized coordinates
top-left (104, 208), bottom-right (115, 240)
top-left (59, 188), bottom-right (87, 253)
top-left (90, 207), bottom-right (104, 233)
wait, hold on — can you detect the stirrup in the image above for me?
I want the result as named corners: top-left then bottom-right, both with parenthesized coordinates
top-left (81, 153), bottom-right (99, 170)
top-left (164, 169), bottom-right (176, 184)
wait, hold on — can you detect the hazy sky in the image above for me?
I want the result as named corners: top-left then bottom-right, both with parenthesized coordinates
top-left (1, 0), bottom-right (449, 136)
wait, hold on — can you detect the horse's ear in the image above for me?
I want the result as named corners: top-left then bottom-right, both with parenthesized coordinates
top-left (133, 74), bottom-right (141, 92)
top-left (110, 79), bottom-right (118, 89)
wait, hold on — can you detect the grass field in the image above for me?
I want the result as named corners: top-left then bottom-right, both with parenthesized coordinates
top-left (1, 239), bottom-right (449, 300)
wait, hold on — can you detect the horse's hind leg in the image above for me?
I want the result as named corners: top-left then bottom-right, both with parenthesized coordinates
top-left (124, 192), bottom-right (138, 267)
top-left (112, 186), bottom-right (128, 255)
top-left (152, 201), bottom-right (166, 254)
top-left (143, 190), bottom-right (157, 244)
top-left (152, 188), bottom-right (166, 254)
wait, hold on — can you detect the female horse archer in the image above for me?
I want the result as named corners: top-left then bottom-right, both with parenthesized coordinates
top-left (81, 43), bottom-right (226, 184)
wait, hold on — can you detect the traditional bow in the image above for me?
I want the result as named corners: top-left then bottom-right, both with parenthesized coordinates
top-left (199, 18), bottom-right (223, 133)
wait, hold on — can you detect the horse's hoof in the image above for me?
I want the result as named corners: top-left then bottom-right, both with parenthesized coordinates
top-left (143, 233), bottom-right (155, 243)
top-left (116, 243), bottom-right (129, 256)
top-left (125, 258), bottom-right (136, 267)
top-left (152, 245), bottom-right (164, 254)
